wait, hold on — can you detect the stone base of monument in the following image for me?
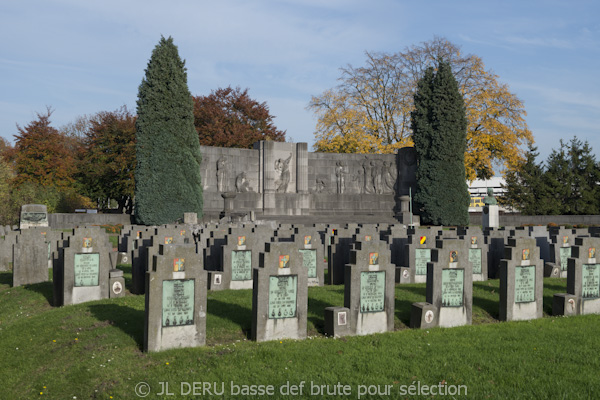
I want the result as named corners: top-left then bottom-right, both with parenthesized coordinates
top-left (552, 293), bottom-right (578, 316)
top-left (117, 252), bottom-right (129, 265)
top-left (109, 269), bottom-right (125, 298)
top-left (409, 302), bottom-right (437, 329)
top-left (395, 267), bottom-right (412, 284)
top-left (544, 262), bottom-right (560, 278)
top-left (324, 307), bottom-right (351, 337)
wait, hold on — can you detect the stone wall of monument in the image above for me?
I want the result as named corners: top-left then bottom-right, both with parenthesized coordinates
top-left (199, 142), bottom-right (417, 218)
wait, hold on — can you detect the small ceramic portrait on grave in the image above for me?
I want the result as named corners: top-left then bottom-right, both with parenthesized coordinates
top-left (164, 237), bottom-right (173, 245)
top-left (589, 247), bottom-right (596, 259)
top-left (471, 236), bottom-right (477, 246)
top-left (563, 236), bottom-right (569, 246)
top-left (279, 255), bottom-right (290, 269)
top-left (304, 235), bottom-right (312, 246)
top-left (173, 258), bottom-right (185, 272)
top-left (450, 250), bottom-right (458, 263)
top-left (369, 252), bottom-right (379, 265)
top-left (238, 236), bottom-right (246, 246)
top-left (522, 249), bottom-right (530, 261)
top-left (83, 238), bottom-right (92, 248)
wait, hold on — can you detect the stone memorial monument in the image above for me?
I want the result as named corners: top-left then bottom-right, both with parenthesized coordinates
top-left (343, 240), bottom-right (395, 335)
top-left (12, 228), bottom-right (49, 287)
top-left (144, 244), bottom-right (207, 352)
top-left (553, 236), bottom-right (600, 316)
top-left (499, 238), bottom-right (544, 321)
top-left (482, 188), bottom-right (499, 229)
top-left (19, 204), bottom-right (49, 230)
top-left (251, 242), bottom-right (307, 342)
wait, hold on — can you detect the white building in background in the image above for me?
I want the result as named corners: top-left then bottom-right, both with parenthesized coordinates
top-left (468, 177), bottom-right (511, 212)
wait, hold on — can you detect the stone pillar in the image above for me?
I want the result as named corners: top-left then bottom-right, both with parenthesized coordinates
top-left (482, 205), bottom-right (499, 229)
top-left (296, 143), bottom-right (308, 194)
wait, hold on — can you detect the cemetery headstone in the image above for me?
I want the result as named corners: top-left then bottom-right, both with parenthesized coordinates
top-left (144, 244), bottom-right (207, 352)
top-left (12, 228), bottom-right (49, 287)
top-left (292, 226), bottom-right (324, 287)
top-left (553, 236), bottom-right (600, 316)
top-left (209, 228), bottom-right (259, 290)
top-left (251, 242), bottom-right (307, 342)
top-left (403, 228), bottom-right (438, 284)
top-left (344, 240), bottom-right (395, 335)
top-left (19, 204), bottom-right (49, 230)
top-left (499, 238), bottom-right (543, 321)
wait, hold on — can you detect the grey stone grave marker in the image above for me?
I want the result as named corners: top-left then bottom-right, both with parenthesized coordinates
top-left (344, 240), bottom-right (395, 335)
top-left (292, 226), bottom-right (325, 287)
top-left (251, 242), bottom-right (307, 342)
top-left (411, 239), bottom-right (472, 328)
top-left (553, 236), bottom-right (600, 316)
top-left (54, 227), bottom-right (112, 306)
top-left (459, 227), bottom-right (487, 281)
top-left (402, 228), bottom-right (438, 284)
top-left (0, 231), bottom-right (19, 271)
top-left (12, 228), bottom-right (49, 287)
top-left (209, 228), bottom-right (259, 290)
top-left (499, 238), bottom-right (543, 321)
top-left (547, 229), bottom-right (578, 278)
top-left (328, 226), bottom-right (357, 284)
top-left (144, 244), bottom-right (207, 352)
top-left (19, 204), bottom-right (49, 230)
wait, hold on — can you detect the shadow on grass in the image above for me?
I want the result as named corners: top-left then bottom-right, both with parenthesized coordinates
top-left (207, 299), bottom-right (252, 338)
top-left (472, 295), bottom-right (499, 320)
top-left (23, 281), bottom-right (54, 305)
top-left (0, 272), bottom-right (12, 286)
top-left (307, 297), bottom-right (340, 334)
top-left (88, 303), bottom-right (145, 350)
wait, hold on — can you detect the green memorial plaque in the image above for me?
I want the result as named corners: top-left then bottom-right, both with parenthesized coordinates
top-left (300, 249), bottom-right (317, 278)
top-left (469, 248), bottom-right (482, 274)
top-left (559, 247), bottom-right (571, 271)
top-left (441, 269), bottom-right (464, 307)
top-left (582, 264), bottom-right (600, 299)
top-left (268, 275), bottom-right (297, 319)
top-left (74, 253), bottom-right (100, 287)
top-left (162, 279), bottom-right (195, 327)
top-left (231, 250), bottom-right (252, 281)
top-left (415, 248), bottom-right (431, 276)
top-left (515, 266), bottom-right (536, 303)
top-left (360, 271), bottom-right (386, 313)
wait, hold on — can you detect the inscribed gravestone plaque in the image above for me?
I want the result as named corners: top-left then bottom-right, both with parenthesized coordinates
top-left (299, 249), bottom-right (317, 278)
top-left (560, 247), bottom-right (571, 272)
top-left (162, 279), bottom-right (194, 327)
top-left (360, 271), bottom-right (385, 313)
top-left (469, 248), bottom-right (482, 275)
top-left (441, 269), bottom-right (464, 307)
top-left (268, 275), bottom-right (298, 319)
top-left (515, 266), bottom-right (536, 303)
top-left (232, 250), bottom-right (252, 281)
top-left (582, 264), bottom-right (600, 299)
top-left (415, 248), bottom-right (431, 276)
top-left (74, 253), bottom-right (100, 287)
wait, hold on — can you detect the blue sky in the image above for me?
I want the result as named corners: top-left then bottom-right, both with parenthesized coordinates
top-left (1, 0), bottom-right (598, 167)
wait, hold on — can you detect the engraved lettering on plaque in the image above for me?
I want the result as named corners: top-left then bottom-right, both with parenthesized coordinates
top-left (415, 248), bottom-right (431, 276)
top-left (582, 264), bottom-right (600, 299)
top-left (515, 265), bottom-right (535, 303)
top-left (74, 253), bottom-right (100, 287)
top-left (360, 271), bottom-right (385, 313)
top-left (469, 248), bottom-right (482, 274)
top-left (299, 249), bottom-right (317, 278)
top-left (231, 250), bottom-right (252, 281)
top-left (162, 279), bottom-right (194, 327)
top-left (268, 275), bottom-right (297, 319)
top-left (441, 269), bottom-right (464, 307)
top-left (559, 247), bottom-right (571, 271)
top-left (279, 255), bottom-right (290, 269)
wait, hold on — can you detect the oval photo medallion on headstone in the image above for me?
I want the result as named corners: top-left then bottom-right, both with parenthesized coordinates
top-left (112, 281), bottom-right (123, 295)
top-left (425, 310), bottom-right (434, 324)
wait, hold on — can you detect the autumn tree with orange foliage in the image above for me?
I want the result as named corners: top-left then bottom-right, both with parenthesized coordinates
top-left (194, 87), bottom-right (286, 148)
top-left (309, 37), bottom-right (533, 180)
top-left (10, 109), bottom-right (77, 188)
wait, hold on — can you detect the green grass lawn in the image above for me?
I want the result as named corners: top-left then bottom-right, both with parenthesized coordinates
top-left (0, 269), bottom-right (598, 399)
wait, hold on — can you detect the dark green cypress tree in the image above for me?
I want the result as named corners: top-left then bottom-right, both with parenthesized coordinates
top-left (412, 61), bottom-right (470, 226)
top-left (135, 36), bottom-right (203, 225)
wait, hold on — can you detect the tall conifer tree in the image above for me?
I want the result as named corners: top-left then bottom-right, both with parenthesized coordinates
top-left (412, 61), bottom-right (470, 225)
top-left (135, 36), bottom-right (203, 225)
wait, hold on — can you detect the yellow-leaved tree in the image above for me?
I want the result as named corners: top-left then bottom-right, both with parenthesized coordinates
top-left (309, 37), bottom-right (533, 180)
